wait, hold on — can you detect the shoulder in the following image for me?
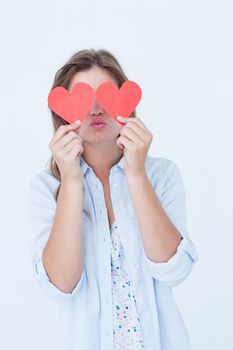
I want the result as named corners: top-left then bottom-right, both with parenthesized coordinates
top-left (145, 155), bottom-right (184, 194)
top-left (145, 155), bottom-right (181, 179)
top-left (28, 168), bottom-right (60, 199)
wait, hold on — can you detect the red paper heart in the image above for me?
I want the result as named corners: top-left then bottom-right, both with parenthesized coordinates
top-left (48, 82), bottom-right (95, 123)
top-left (96, 80), bottom-right (142, 119)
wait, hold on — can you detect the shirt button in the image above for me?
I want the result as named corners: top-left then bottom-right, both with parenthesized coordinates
top-left (104, 268), bottom-right (107, 274)
top-left (113, 183), bottom-right (118, 188)
top-left (103, 237), bottom-right (106, 243)
top-left (100, 209), bottom-right (102, 214)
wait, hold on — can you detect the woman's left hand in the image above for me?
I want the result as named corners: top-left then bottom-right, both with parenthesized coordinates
top-left (115, 116), bottom-right (153, 176)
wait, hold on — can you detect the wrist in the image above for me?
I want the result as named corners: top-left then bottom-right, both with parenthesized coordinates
top-left (61, 176), bottom-right (83, 188)
top-left (125, 169), bottom-right (147, 181)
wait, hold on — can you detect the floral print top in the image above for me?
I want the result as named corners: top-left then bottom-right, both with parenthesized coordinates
top-left (110, 221), bottom-right (144, 349)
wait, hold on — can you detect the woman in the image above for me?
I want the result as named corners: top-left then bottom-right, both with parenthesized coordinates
top-left (28, 48), bottom-right (199, 350)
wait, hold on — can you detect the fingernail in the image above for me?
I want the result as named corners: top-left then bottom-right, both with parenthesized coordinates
top-left (74, 120), bottom-right (81, 124)
top-left (116, 116), bottom-right (123, 120)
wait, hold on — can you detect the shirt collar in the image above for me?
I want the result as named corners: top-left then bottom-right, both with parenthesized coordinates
top-left (80, 154), bottom-right (124, 176)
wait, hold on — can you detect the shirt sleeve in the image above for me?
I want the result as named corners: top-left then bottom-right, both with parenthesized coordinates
top-left (27, 171), bottom-right (86, 301)
top-left (143, 159), bottom-right (199, 288)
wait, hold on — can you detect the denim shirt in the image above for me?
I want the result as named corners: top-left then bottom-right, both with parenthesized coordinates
top-left (27, 154), bottom-right (199, 350)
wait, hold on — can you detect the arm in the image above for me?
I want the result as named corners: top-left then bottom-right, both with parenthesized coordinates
top-left (126, 160), bottom-right (199, 287)
top-left (127, 171), bottom-right (183, 263)
top-left (28, 171), bottom-right (86, 300)
top-left (42, 180), bottom-right (84, 294)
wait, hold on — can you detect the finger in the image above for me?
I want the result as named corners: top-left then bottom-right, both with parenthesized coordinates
top-left (68, 142), bottom-right (84, 159)
top-left (116, 135), bottom-right (134, 150)
top-left (121, 122), bottom-right (148, 141)
top-left (117, 116), bottom-right (147, 131)
top-left (55, 130), bottom-right (81, 149)
top-left (63, 138), bottom-right (82, 154)
top-left (121, 126), bottom-right (145, 144)
top-left (50, 121), bottom-right (82, 145)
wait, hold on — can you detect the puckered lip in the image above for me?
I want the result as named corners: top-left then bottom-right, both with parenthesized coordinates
top-left (90, 118), bottom-right (107, 125)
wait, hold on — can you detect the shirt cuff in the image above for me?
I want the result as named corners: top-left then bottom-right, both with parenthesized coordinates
top-left (143, 235), bottom-right (199, 287)
top-left (34, 254), bottom-right (86, 300)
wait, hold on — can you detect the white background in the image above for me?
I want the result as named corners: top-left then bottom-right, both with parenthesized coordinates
top-left (0, 0), bottom-right (232, 349)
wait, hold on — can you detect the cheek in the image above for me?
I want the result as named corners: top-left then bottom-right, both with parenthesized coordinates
top-left (114, 121), bottom-right (123, 131)
top-left (73, 126), bottom-right (84, 137)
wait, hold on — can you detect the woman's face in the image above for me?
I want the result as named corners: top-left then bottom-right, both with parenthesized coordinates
top-left (67, 65), bottom-right (122, 143)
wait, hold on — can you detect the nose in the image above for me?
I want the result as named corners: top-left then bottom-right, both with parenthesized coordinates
top-left (89, 97), bottom-right (104, 116)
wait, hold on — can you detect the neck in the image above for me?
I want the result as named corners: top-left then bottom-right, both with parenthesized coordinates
top-left (81, 141), bottom-right (123, 180)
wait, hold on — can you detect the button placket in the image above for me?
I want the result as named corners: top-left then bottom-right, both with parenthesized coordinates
top-left (100, 245), bottom-right (113, 346)
top-left (90, 173), bottom-right (113, 348)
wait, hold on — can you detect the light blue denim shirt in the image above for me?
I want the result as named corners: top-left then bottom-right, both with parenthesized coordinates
top-left (27, 154), bottom-right (199, 350)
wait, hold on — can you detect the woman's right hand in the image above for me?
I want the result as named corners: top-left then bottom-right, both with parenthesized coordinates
top-left (48, 121), bottom-right (84, 183)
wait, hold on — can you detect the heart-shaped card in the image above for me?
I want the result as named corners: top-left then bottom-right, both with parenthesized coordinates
top-left (48, 80), bottom-right (142, 123)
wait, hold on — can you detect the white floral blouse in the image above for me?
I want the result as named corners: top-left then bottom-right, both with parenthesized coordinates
top-left (110, 221), bottom-right (144, 349)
